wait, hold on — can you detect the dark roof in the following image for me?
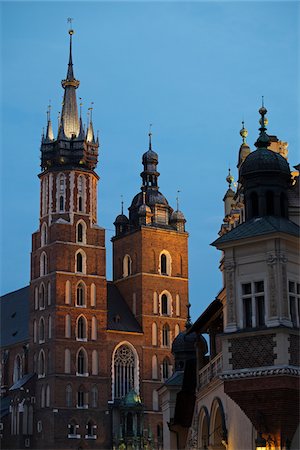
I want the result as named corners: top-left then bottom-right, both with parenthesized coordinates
top-left (188, 299), bottom-right (223, 334)
top-left (0, 286), bottom-right (29, 347)
top-left (212, 216), bottom-right (300, 247)
top-left (107, 283), bottom-right (143, 333)
top-left (240, 148), bottom-right (290, 177)
top-left (164, 371), bottom-right (184, 387)
top-left (9, 373), bottom-right (34, 391)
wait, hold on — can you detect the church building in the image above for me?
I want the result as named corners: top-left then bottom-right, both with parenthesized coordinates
top-left (0, 29), bottom-right (189, 450)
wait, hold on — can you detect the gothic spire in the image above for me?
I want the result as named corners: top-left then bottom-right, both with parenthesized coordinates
top-left (61, 25), bottom-right (80, 139)
top-left (45, 103), bottom-right (54, 141)
top-left (86, 103), bottom-right (95, 143)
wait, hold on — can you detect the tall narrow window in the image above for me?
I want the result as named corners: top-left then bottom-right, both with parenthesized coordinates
top-left (162, 357), bottom-right (170, 380)
top-left (91, 386), bottom-right (98, 407)
top-left (92, 350), bottom-right (98, 375)
top-left (175, 294), bottom-right (180, 316)
top-left (59, 174), bottom-right (65, 212)
top-left (77, 223), bottom-right (83, 242)
top-left (66, 384), bottom-right (72, 407)
top-left (39, 317), bottom-right (45, 343)
top-left (77, 349), bottom-right (88, 376)
top-left (33, 320), bottom-right (37, 343)
top-left (123, 255), bottom-right (132, 277)
top-left (77, 388), bottom-right (85, 408)
top-left (76, 282), bottom-right (85, 306)
top-left (289, 281), bottom-right (300, 327)
top-left (13, 355), bottom-right (22, 383)
top-left (77, 175), bottom-right (85, 213)
top-left (161, 254), bottom-right (167, 274)
top-left (38, 350), bottom-right (45, 377)
top-left (41, 222), bottom-right (47, 247)
top-left (162, 324), bottom-right (170, 347)
top-left (242, 283), bottom-right (252, 328)
top-left (242, 281), bottom-right (265, 328)
top-left (47, 282), bottom-right (51, 306)
top-left (77, 316), bottom-right (87, 341)
top-left (39, 283), bottom-right (46, 309)
top-left (46, 385), bottom-right (50, 407)
top-left (77, 252), bottom-right (83, 273)
top-left (91, 316), bottom-right (97, 340)
top-left (41, 385), bottom-right (45, 408)
top-left (76, 219), bottom-right (87, 244)
top-left (161, 294), bottom-right (168, 315)
top-left (159, 251), bottom-right (171, 276)
top-left (153, 292), bottom-right (158, 314)
top-left (40, 253), bottom-right (47, 277)
top-left (34, 286), bottom-right (39, 310)
top-left (91, 283), bottom-right (96, 307)
top-left (152, 355), bottom-right (158, 379)
top-left (114, 344), bottom-right (136, 399)
top-left (255, 281), bottom-right (265, 327)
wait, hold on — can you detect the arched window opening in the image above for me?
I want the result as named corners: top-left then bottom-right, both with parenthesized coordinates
top-left (41, 222), bottom-right (47, 247)
top-left (159, 251), bottom-right (171, 276)
top-left (68, 420), bottom-right (78, 437)
top-left (40, 252), bottom-right (47, 277)
top-left (77, 316), bottom-right (87, 341)
top-left (65, 349), bottom-right (71, 374)
top-left (77, 175), bottom-right (85, 213)
top-left (39, 317), bottom-right (45, 343)
top-left (77, 223), bottom-right (83, 242)
top-left (59, 174), bottom-right (65, 212)
top-left (210, 399), bottom-right (227, 449)
top-left (13, 355), bottom-right (22, 383)
top-left (113, 344), bottom-right (136, 399)
top-left (86, 421), bottom-right (96, 438)
top-left (59, 196), bottom-right (64, 211)
top-left (162, 324), bottom-right (170, 347)
top-left (77, 348), bottom-right (88, 376)
top-left (34, 287), bottom-right (38, 310)
top-left (39, 283), bottom-right (46, 309)
top-left (162, 357), bottom-right (170, 380)
top-left (91, 386), bottom-right (98, 408)
top-left (76, 282), bottom-right (85, 306)
top-left (266, 191), bottom-right (274, 216)
top-left (250, 191), bottom-right (259, 218)
top-left (161, 294), bottom-right (168, 315)
top-left (66, 384), bottom-right (72, 407)
top-left (38, 350), bottom-right (45, 377)
top-left (123, 255), bottom-right (132, 277)
top-left (48, 350), bottom-right (51, 375)
top-left (76, 252), bottom-right (83, 273)
top-left (77, 385), bottom-right (87, 408)
top-left (161, 254), bottom-right (167, 274)
top-left (198, 408), bottom-right (209, 450)
top-left (175, 294), bottom-right (180, 316)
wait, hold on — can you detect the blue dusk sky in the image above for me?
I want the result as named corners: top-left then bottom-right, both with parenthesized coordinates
top-left (0, 1), bottom-right (299, 322)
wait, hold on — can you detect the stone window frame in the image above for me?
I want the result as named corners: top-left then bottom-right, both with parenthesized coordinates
top-left (288, 280), bottom-right (300, 328)
top-left (158, 250), bottom-right (172, 276)
top-left (240, 279), bottom-right (266, 329)
top-left (111, 341), bottom-right (139, 401)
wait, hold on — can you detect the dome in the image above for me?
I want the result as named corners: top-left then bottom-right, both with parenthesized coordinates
top-left (240, 148), bottom-right (290, 177)
top-left (114, 214), bottom-right (129, 224)
top-left (172, 330), bottom-right (197, 354)
top-left (170, 210), bottom-right (185, 222)
top-left (130, 189), bottom-right (169, 209)
top-left (142, 149), bottom-right (158, 163)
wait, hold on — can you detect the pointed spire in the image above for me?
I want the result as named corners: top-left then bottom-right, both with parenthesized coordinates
top-left (86, 102), bottom-right (95, 143)
top-left (61, 20), bottom-right (80, 139)
top-left (148, 123), bottom-right (153, 150)
top-left (176, 190), bottom-right (180, 211)
top-left (45, 102), bottom-right (54, 141)
top-left (121, 195), bottom-right (124, 214)
top-left (255, 96), bottom-right (270, 149)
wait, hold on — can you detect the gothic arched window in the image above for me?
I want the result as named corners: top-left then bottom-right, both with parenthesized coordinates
top-left (77, 348), bottom-right (88, 376)
top-left (162, 357), bottom-right (171, 380)
top-left (123, 254), bottom-right (132, 277)
top-left (76, 250), bottom-right (86, 274)
top-left (38, 350), bottom-right (45, 377)
top-left (91, 386), bottom-right (98, 407)
top-left (39, 317), bottom-right (45, 343)
top-left (113, 344), bottom-right (137, 399)
top-left (162, 324), bottom-right (170, 347)
top-left (13, 354), bottom-right (22, 383)
top-left (76, 316), bottom-right (87, 341)
top-left (76, 282), bottom-right (86, 306)
top-left (58, 174), bottom-right (65, 212)
top-left (66, 384), bottom-right (72, 407)
top-left (159, 251), bottom-right (172, 276)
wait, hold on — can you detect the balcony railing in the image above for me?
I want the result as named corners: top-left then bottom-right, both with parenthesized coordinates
top-left (198, 352), bottom-right (223, 388)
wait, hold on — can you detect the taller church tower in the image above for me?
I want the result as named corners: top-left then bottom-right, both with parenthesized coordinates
top-left (29, 28), bottom-right (110, 448)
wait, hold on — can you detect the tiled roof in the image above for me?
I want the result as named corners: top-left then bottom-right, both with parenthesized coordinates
top-left (107, 283), bottom-right (143, 333)
top-left (0, 286), bottom-right (29, 347)
top-left (212, 216), bottom-right (300, 247)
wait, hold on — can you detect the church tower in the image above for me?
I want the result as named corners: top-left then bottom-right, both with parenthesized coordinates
top-left (111, 131), bottom-right (189, 443)
top-left (29, 28), bottom-right (110, 448)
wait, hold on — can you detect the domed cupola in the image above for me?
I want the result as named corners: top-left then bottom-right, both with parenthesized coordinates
top-left (114, 200), bottom-right (129, 236)
top-left (170, 194), bottom-right (186, 232)
top-left (240, 102), bottom-right (291, 220)
top-left (128, 130), bottom-right (173, 228)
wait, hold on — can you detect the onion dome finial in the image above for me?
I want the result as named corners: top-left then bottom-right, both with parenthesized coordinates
top-left (226, 168), bottom-right (234, 188)
top-left (149, 123), bottom-right (152, 150)
top-left (185, 302), bottom-right (192, 330)
top-left (240, 121), bottom-right (248, 144)
top-left (255, 96), bottom-right (270, 149)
